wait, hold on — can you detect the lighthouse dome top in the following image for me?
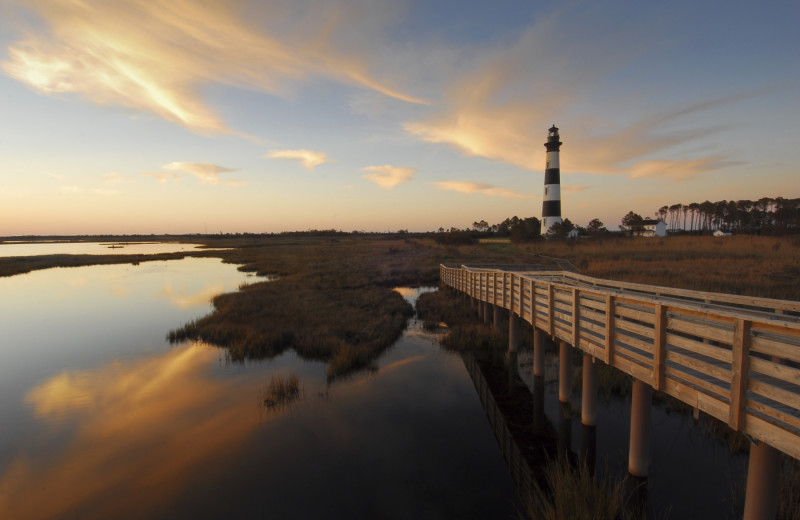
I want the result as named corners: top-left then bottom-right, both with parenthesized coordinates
top-left (544, 124), bottom-right (562, 151)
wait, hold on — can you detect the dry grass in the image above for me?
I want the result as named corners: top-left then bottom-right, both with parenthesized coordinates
top-left (261, 373), bottom-right (301, 410)
top-left (530, 235), bottom-right (800, 300)
top-left (528, 457), bottom-right (649, 520)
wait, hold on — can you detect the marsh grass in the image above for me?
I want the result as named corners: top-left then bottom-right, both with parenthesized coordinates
top-left (0, 252), bottom-right (192, 277)
top-left (528, 456), bottom-right (650, 520)
top-left (532, 235), bottom-right (800, 300)
top-left (261, 373), bottom-right (301, 410)
top-left (169, 237), bottom-right (421, 380)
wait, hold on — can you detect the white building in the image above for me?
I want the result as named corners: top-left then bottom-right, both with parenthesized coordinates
top-left (636, 219), bottom-right (668, 237)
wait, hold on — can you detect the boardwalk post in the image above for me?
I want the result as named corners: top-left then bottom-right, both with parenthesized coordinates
top-left (533, 328), bottom-right (545, 377)
top-left (581, 354), bottom-right (597, 426)
top-left (509, 312), bottom-right (519, 354)
top-left (483, 302), bottom-right (492, 325)
top-left (493, 305), bottom-right (502, 329)
top-left (629, 379), bottom-right (652, 477)
top-left (559, 340), bottom-right (571, 404)
top-left (743, 441), bottom-right (780, 520)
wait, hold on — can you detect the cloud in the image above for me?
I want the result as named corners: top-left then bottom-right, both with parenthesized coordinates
top-left (628, 156), bottom-right (743, 180)
top-left (361, 165), bottom-right (416, 189)
top-left (404, 7), bottom-right (743, 181)
top-left (3, 0), bottom-right (426, 136)
top-left (61, 185), bottom-right (82, 194)
top-left (435, 181), bottom-right (532, 199)
top-left (145, 171), bottom-right (181, 184)
top-left (562, 185), bottom-right (588, 194)
top-left (162, 162), bottom-right (237, 185)
top-left (268, 149), bottom-right (330, 170)
top-left (100, 172), bottom-right (126, 184)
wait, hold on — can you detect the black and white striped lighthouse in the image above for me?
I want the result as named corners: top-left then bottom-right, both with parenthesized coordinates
top-left (541, 124), bottom-right (563, 234)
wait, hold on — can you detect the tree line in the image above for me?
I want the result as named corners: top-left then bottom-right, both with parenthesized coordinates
top-left (433, 215), bottom-right (611, 244)
top-left (651, 197), bottom-right (800, 234)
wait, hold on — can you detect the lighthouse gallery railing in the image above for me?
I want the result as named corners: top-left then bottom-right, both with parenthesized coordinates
top-left (440, 264), bottom-right (800, 461)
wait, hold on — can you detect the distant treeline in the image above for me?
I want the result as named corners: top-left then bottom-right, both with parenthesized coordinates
top-left (654, 197), bottom-right (800, 234)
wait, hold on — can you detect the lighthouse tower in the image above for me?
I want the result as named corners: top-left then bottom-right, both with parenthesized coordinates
top-left (541, 125), bottom-right (563, 234)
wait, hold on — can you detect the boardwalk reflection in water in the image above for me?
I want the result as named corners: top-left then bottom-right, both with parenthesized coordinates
top-left (463, 343), bottom-right (750, 518)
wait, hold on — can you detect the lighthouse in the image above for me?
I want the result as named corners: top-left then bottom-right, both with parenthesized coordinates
top-left (541, 124), bottom-right (562, 234)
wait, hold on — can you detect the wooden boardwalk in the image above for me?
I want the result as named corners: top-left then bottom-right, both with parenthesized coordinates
top-left (441, 264), bottom-right (800, 462)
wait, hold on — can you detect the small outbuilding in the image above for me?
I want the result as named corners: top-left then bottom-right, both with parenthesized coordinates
top-left (713, 229), bottom-right (732, 237)
top-left (636, 219), bottom-right (668, 237)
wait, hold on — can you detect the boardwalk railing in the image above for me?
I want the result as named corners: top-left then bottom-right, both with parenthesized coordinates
top-left (441, 264), bottom-right (800, 461)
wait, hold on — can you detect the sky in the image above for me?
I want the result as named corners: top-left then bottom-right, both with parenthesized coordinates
top-left (0, 0), bottom-right (798, 235)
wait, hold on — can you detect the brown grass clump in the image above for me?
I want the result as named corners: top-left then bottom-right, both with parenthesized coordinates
top-left (528, 457), bottom-right (649, 520)
top-left (262, 373), bottom-right (301, 410)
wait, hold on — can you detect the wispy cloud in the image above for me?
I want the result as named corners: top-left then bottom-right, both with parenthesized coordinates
top-left (45, 171), bottom-right (67, 181)
top-left (3, 1), bottom-right (426, 136)
top-left (628, 156), bottom-right (743, 180)
top-left (362, 165), bottom-right (416, 189)
top-left (61, 185), bottom-right (82, 194)
top-left (562, 185), bottom-right (589, 194)
top-left (100, 172), bottom-right (126, 184)
top-left (435, 181), bottom-right (532, 199)
top-left (268, 149), bottom-right (330, 170)
top-left (404, 8), bottom-right (743, 181)
top-left (162, 162), bottom-right (239, 185)
top-left (145, 172), bottom-right (181, 184)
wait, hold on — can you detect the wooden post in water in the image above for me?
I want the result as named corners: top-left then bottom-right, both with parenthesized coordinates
top-left (743, 441), bottom-right (780, 520)
top-left (581, 354), bottom-right (597, 426)
top-left (558, 340), bottom-right (571, 404)
top-left (629, 379), bottom-right (652, 477)
top-left (493, 305), bottom-right (502, 329)
top-left (483, 302), bottom-right (492, 325)
top-left (533, 328), bottom-right (545, 377)
top-left (508, 312), bottom-right (519, 354)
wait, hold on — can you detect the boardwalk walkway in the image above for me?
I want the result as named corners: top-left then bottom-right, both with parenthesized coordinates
top-left (441, 264), bottom-right (800, 462)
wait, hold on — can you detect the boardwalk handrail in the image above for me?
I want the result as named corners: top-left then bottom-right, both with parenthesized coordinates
top-left (440, 264), bottom-right (800, 461)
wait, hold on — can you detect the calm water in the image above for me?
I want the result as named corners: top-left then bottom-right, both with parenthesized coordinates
top-left (0, 258), bottom-right (522, 519)
top-left (0, 241), bottom-right (215, 257)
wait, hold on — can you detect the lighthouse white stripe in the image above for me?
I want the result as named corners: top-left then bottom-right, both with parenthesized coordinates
top-left (543, 184), bottom-right (560, 201)
top-left (546, 152), bottom-right (559, 169)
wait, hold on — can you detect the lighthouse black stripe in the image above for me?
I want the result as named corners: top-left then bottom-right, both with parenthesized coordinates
top-left (544, 169), bottom-right (560, 185)
top-left (542, 200), bottom-right (561, 217)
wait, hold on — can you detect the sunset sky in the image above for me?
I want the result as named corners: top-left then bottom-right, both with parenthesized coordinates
top-left (1, 0), bottom-right (798, 235)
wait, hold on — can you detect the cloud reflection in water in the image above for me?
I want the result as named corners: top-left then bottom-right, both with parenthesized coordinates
top-left (0, 344), bottom-right (266, 519)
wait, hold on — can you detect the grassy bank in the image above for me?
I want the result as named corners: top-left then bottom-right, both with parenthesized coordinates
top-left (534, 234), bottom-right (800, 300)
top-left (5, 234), bottom-right (797, 380)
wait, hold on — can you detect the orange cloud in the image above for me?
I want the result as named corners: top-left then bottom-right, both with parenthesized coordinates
top-left (362, 165), bottom-right (417, 189)
top-left (268, 149), bottom-right (330, 170)
top-left (404, 10), bottom-right (744, 181)
top-left (562, 185), bottom-right (588, 194)
top-left (628, 156), bottom-right (740, 180)
top-left (144, 171), bottom-right (181, 184)
top-left (3, 0), bottom-right (426, 136)
top-left (435, 181), bottom-right (532, 199)
top-left (161, 162), bottom-right (241, 185)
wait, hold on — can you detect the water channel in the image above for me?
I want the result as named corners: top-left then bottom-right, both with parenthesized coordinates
top-left (0, 255), bottom-right (522, 519)
top-left (0, 251), bottom-right (753, 518)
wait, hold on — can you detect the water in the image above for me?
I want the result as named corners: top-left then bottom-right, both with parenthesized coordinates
top-left (0, 241), bottom-right (216, 257)
top-left (0, 258), bottom-right (522, 519)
